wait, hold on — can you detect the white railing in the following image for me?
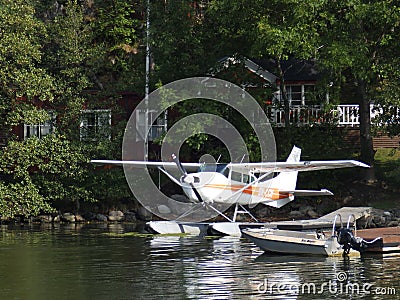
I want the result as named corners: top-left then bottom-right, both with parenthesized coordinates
top-left (268, 105), bottom-right (332, 127)
top-left (268, 104), bottom-right (377, 127)
top-left (336, 105), bottom-right (359, 126)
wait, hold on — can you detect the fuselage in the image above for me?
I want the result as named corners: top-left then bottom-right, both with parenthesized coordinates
top-left (181, 170), bottom-right (294, 206)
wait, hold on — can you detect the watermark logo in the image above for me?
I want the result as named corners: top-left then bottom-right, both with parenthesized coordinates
top-left (255, 272), bottom-right (396, 295)
top-left (122, 77), bottom-right (276, 222)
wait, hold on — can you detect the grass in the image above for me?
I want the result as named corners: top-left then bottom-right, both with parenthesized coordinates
top-left (374, 148), bottom-right (400, 187)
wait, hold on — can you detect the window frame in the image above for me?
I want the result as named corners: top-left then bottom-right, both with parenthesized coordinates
top-left (24, 111), bottom-right (56, 140)
top-left (79, 109), bottom-right (112, 141)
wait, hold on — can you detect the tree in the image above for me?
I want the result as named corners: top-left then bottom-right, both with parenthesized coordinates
top-left (319, 0), bottom-right (400, 180)
top-left (94, 0), bottom-right (143, 92)
top-left (150, 0), bottom-right (209, 84)
top-left (0, 0), bottom-right (57, 217)
top-left (252, 0), bottom-right (327, 132)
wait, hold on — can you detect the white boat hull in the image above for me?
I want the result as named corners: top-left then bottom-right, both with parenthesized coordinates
top-left (242, 228), bottom-right (360, 257)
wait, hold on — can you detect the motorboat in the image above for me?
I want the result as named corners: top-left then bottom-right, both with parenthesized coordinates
top-left (242, 214), bottom-right (381, 257)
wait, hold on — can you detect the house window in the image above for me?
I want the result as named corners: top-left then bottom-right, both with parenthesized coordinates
top-left (275, 84), bottom-right (317, 106)
top-left (288, 85), bottom-right (303, 106)
top-left (24, 111), bottom-right (56, 139)
top-left (135, 109), bottom-right (167, 142)
top-left (80, 109), bottom-right (111, 141)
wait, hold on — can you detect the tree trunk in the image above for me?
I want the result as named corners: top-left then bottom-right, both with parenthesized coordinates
top-left (357, 79), bottom-right (375, 181)
top-left (274, 58), bottom-right (290, 129)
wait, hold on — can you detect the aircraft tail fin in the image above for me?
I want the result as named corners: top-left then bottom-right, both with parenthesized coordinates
top-left (270, 146), bottom-right (301, 191)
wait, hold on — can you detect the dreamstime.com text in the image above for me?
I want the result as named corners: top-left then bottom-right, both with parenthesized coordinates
top-left (254, 272), bottom-right (396, 296)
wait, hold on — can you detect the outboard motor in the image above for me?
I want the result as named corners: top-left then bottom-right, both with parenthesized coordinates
top-left (337, 227), bottom-right (383, 254)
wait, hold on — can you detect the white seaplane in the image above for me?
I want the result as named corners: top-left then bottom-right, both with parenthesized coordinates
top-left (91, 146), bottom-right (369, 235)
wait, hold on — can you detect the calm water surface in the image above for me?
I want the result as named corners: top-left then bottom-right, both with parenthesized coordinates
top-left (0, 223), bottom-right (399, 300)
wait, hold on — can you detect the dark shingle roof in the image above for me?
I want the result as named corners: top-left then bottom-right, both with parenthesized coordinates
top-left (252, 58), bottom-right (320, 82)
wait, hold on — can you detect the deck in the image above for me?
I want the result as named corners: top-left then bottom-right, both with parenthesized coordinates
top-left (357, 227), bottom-right (400, 253)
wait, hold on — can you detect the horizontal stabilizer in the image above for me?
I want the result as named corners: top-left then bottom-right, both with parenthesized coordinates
top-left (262, 198), bottom-right (293, 208)
top-left (283, 189), bottom-right (334, 196)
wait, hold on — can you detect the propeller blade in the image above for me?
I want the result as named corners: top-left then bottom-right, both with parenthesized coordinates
top-left (171, 154), bottom-right (203, 203)
top-left (172, 154), bottom-right (187, 176)
top-left (190, 184), bottom-right (204, 203)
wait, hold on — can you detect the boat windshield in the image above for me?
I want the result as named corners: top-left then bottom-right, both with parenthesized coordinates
top-left (198, 164), bottom-right (229, 177)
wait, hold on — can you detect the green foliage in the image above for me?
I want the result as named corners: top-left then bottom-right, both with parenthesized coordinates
top-left (374, 148), bottom-right (400, 187)
top-left (0, 134), bottom-right (87, 218)
top-left (150, 0), bottom-right (209, 83)
top-left (1, 0), bottom-right (400, 217)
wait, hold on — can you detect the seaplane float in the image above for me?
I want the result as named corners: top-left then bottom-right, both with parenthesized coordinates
top-left (91, 146), bottom-right (369, 236)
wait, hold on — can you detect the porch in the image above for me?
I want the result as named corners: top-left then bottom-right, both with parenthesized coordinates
top-left (267, 104), bottom-right (400, 149)
top-left (267, 104), bottom-right (375, 127)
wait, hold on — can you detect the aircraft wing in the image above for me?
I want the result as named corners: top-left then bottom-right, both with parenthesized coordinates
top-left (90, 160), bottom-right (201, 171)
top-left (228, 160), bottom-right (369, 174)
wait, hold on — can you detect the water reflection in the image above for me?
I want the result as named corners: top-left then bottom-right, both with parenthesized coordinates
top-left (0, 224), bottom-right (399, 300)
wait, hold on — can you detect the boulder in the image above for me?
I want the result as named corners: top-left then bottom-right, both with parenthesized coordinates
top-left (75, 214), bottom-right (85, 222)
top-left (96, 213), bottom-right (108, 222)
top-left (387, 220), bottom-right (399, 227)
top-left (82, 211), bottom-right (96, 221)
top-left (53, 215), bottom-right (61, 223)
top-left (307, 210), bottom-right (319, 219)
top-left (62, 213), bottom-right (76, 223)
top-left (38, 215), bottom-right (53, 223)
top-left (289, 210), bottom-right (304, 218)
top-left (157, 205), bottom-right (172, 215)
top-left (171, 194), bottom-right (194, 203)
top-left (124, 211), bottom-right (137, 222)
top-left (108, 210), bottom-right (124, 222)
top-left (299, 206), bottom-right (314, 215)
top-left (137, 206), bottom-right (153, 221)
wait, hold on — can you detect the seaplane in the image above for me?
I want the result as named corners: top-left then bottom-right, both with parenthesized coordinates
top-left (91, 146), bottom-right (369, 236)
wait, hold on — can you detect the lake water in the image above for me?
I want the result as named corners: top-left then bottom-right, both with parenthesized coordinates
top-left (0, 223), bottom-right (399, 300)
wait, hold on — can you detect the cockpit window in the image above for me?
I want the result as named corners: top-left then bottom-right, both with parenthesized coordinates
top-left (198, 164), bottom-right (229, 177)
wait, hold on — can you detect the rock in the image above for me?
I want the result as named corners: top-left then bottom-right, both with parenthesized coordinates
top-left (256, 207), bottom-right (271, 219)
top-left (167, 199), bottom-right (190, 215)
top-left (373, 215), bottom-right (382, 224)
top-left (38, 215), bottom-right (53, 223)
top-left (82, 211), bottom-right (96, 221)
top-left (387, 220), bottom-right (399, 227)
top-left (137, 206), bottom-right (153, 221)
top-left (157, 205), bottom-right (171, 215)
top-left (124, 211), bottom-right (137, 222)
top-left (53, 215), bottom-right (61, 223)
top-left (96, 213), bottom-right (108, 222)
top-left (342, 196), bottom-right (353, 205)
top-left (299, 206), bottom-right (314, 215)
top-left (108, 210), bottom-right (124, 222)
top-left (316, 201), bottom-right (338, 216)
top-left (307, 210), bottom-right (319, 219)
top-left (62, 213), bottom-right (76, 223)
top-left (75, 214), bottom-right (85, 222)
top-left (289, 210), bottom-right (304, 218)
top-left (171, 194), bottom-right (193, 203)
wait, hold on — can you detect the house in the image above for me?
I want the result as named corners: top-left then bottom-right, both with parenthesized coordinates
top-left (2, 57), bottom-right (398, 150)
top-left (213, 56), bottom-right (400, 149)
top-left (0, 92), bottom-right (139, 141)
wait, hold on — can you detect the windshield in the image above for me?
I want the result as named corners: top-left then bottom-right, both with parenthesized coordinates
top-left (198, 164), bottom-right (229, 177)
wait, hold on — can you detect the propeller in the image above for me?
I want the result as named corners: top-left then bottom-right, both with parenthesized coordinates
top-left (172, 154), bottom-right (204, 203)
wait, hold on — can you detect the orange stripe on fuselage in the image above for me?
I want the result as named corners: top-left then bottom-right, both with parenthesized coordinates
top-left (203, 184), bottom-right (292, 200)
